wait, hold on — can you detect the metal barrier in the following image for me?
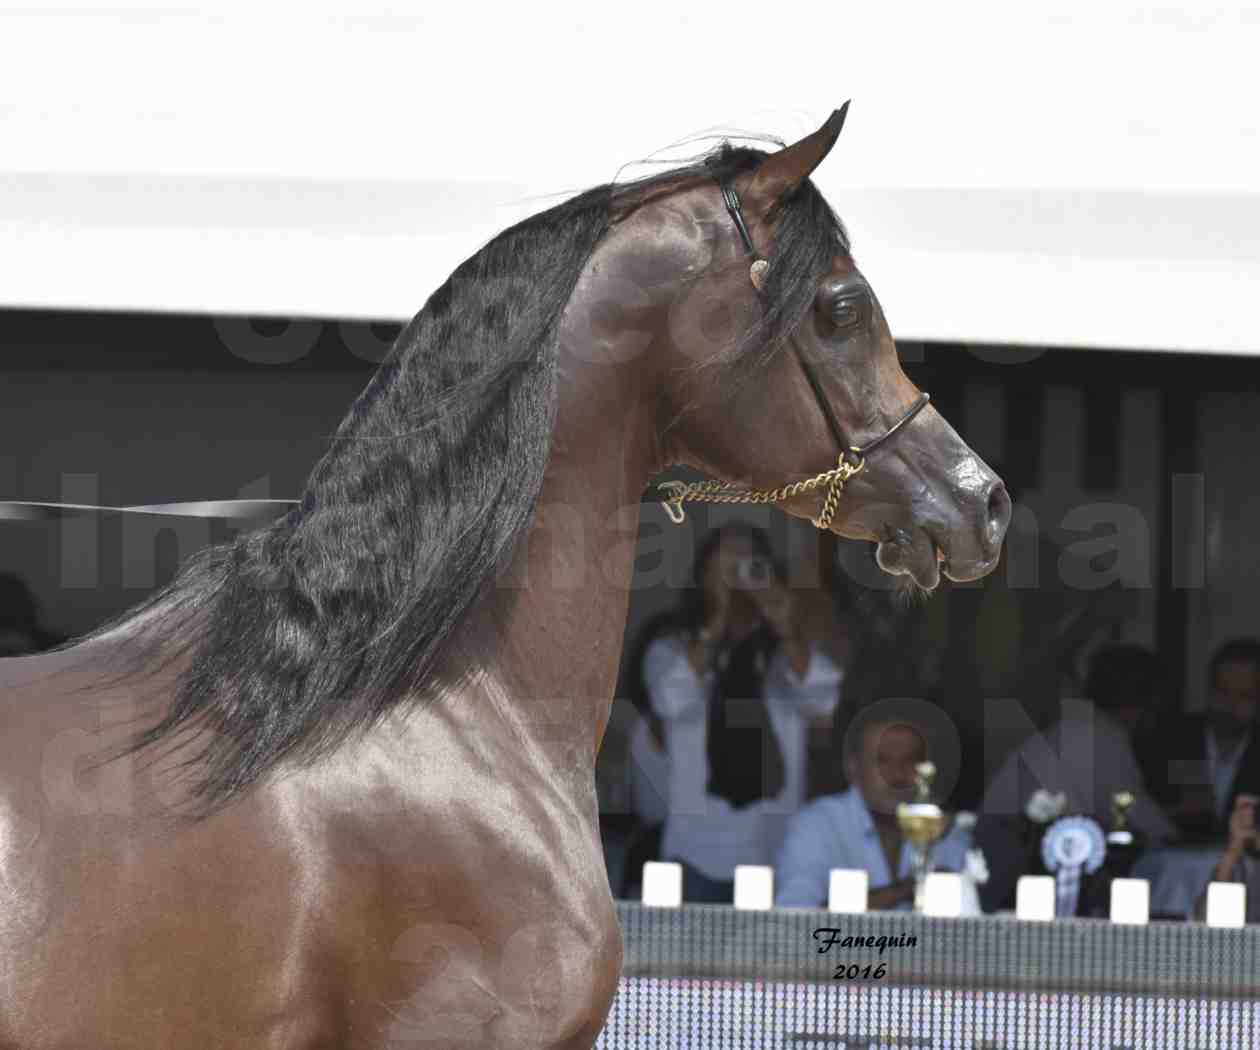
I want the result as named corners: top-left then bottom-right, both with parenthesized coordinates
top-left (596, 902), bottom-right (1260, 1049)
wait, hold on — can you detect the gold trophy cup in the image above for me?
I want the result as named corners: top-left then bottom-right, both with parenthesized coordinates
top-left (1108, 790), bottom-right (1136, 847)
top-left (896, 761), bottom-right (948, 913)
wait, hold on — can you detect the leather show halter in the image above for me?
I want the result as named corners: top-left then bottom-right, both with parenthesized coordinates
top-left (0, 173), bottom-right (929, 532)
top-left (649, 168), bottom-right (931, 531)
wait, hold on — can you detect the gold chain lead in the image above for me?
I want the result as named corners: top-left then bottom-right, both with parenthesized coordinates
top-left (656, 452), bottom-right (864, 531)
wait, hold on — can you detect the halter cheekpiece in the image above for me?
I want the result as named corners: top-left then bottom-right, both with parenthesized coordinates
top-left (655, 167), bottom-right (930, 530)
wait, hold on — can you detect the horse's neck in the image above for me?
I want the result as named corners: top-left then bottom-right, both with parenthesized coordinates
top-left (473, 345), bottom-right (656, 764)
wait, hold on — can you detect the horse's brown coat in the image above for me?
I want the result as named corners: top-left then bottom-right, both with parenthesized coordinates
top-left (0, 111), bottom-right (1007, 1048)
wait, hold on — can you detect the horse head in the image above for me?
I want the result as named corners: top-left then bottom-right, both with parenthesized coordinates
top-left (645, 105), bottom-right (1011, 592)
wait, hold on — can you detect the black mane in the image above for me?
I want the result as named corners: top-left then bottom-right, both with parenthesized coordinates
top-left (60, 133), bottom-right (852, 816)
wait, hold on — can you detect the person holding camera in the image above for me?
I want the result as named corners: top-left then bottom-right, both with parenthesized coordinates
top-left (633, 523), bottom-right (844, 903)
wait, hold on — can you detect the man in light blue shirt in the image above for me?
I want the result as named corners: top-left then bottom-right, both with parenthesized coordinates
top-left (775, 706), bottom-right (972, 910)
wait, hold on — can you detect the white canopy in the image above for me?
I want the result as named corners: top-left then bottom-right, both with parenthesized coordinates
top-left (2, 1), bottom-right (1257, 354)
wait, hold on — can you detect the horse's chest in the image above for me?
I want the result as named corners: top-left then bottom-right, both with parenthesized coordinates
top-left (320, 744), bottom-right (623, 1047)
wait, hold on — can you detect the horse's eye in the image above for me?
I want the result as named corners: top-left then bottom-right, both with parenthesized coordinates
top-left (831, 298), bottom-right (862, 329)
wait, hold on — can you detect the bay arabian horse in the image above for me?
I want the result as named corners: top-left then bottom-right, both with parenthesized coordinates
top-left (0, 107), bottom-right (1009, 1048)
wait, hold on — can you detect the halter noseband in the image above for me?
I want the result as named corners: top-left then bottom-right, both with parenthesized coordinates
top-left (655, 170), bottom-right (931, 531)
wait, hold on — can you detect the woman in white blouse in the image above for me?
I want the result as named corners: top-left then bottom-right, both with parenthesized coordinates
top-left (636, 524), bottom-right (844, 903)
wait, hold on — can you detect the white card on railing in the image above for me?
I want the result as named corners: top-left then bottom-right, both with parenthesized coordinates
top-left (1206, 882), bottom-right (1247, 928)
top-left (733, 865), bottom-right (774, 910)
top-left (828, 869), bottom-right (868, 914)
top-left (922, 872), bottom-right (963, 917)
top-left (1016, 875), bottom-right (1055, 921)
top-left (641, 861), bottom-right (682, 908)
top-left (1110, 877), bottom-right (1150, 925)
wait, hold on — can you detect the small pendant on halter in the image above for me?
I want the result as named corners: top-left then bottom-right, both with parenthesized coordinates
top-left (749, 259), bottom-right (769, 291)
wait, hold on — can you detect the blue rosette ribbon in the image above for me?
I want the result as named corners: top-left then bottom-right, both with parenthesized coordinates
top-left (1040, 815), bottom-right (1107, 918)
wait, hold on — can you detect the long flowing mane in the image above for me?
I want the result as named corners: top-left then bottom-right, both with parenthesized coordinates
top-left (55, 133), bottom-right (852, 816)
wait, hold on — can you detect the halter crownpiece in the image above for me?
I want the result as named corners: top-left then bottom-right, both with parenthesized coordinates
top-left (654, 169), bottom-right (930, 531)
top-left (713, 170), bottom-right (772, 291)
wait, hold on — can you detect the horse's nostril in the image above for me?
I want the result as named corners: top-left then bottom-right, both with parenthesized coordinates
top-left (986, 481), bottom-right (1012, 536)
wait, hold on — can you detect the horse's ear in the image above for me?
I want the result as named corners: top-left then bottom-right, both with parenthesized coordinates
top-left (744, 102), bottom-right (849, 219)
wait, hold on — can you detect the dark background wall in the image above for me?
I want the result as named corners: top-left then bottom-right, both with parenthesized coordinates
top-left (4, 307), bottom-right (1260, 814)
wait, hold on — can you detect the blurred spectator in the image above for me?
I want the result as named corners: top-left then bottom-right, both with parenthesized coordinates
top-left (1137, 638), bottom-right (1260, 840)
top-left (1192, 793), bottom-right (1260, 924)
top-left (980, 643), bottom-right (1178, 843)
top-left (0, 572), bottom-right (66, 656)
top-left (775, 702), bottom-right (972, 910)
top-left (637, 524), bottom-right (843, 904)
top-left (975, 643), bottom-right (1179, 911)
top-left (627, 712), bottom-right (669, 830)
